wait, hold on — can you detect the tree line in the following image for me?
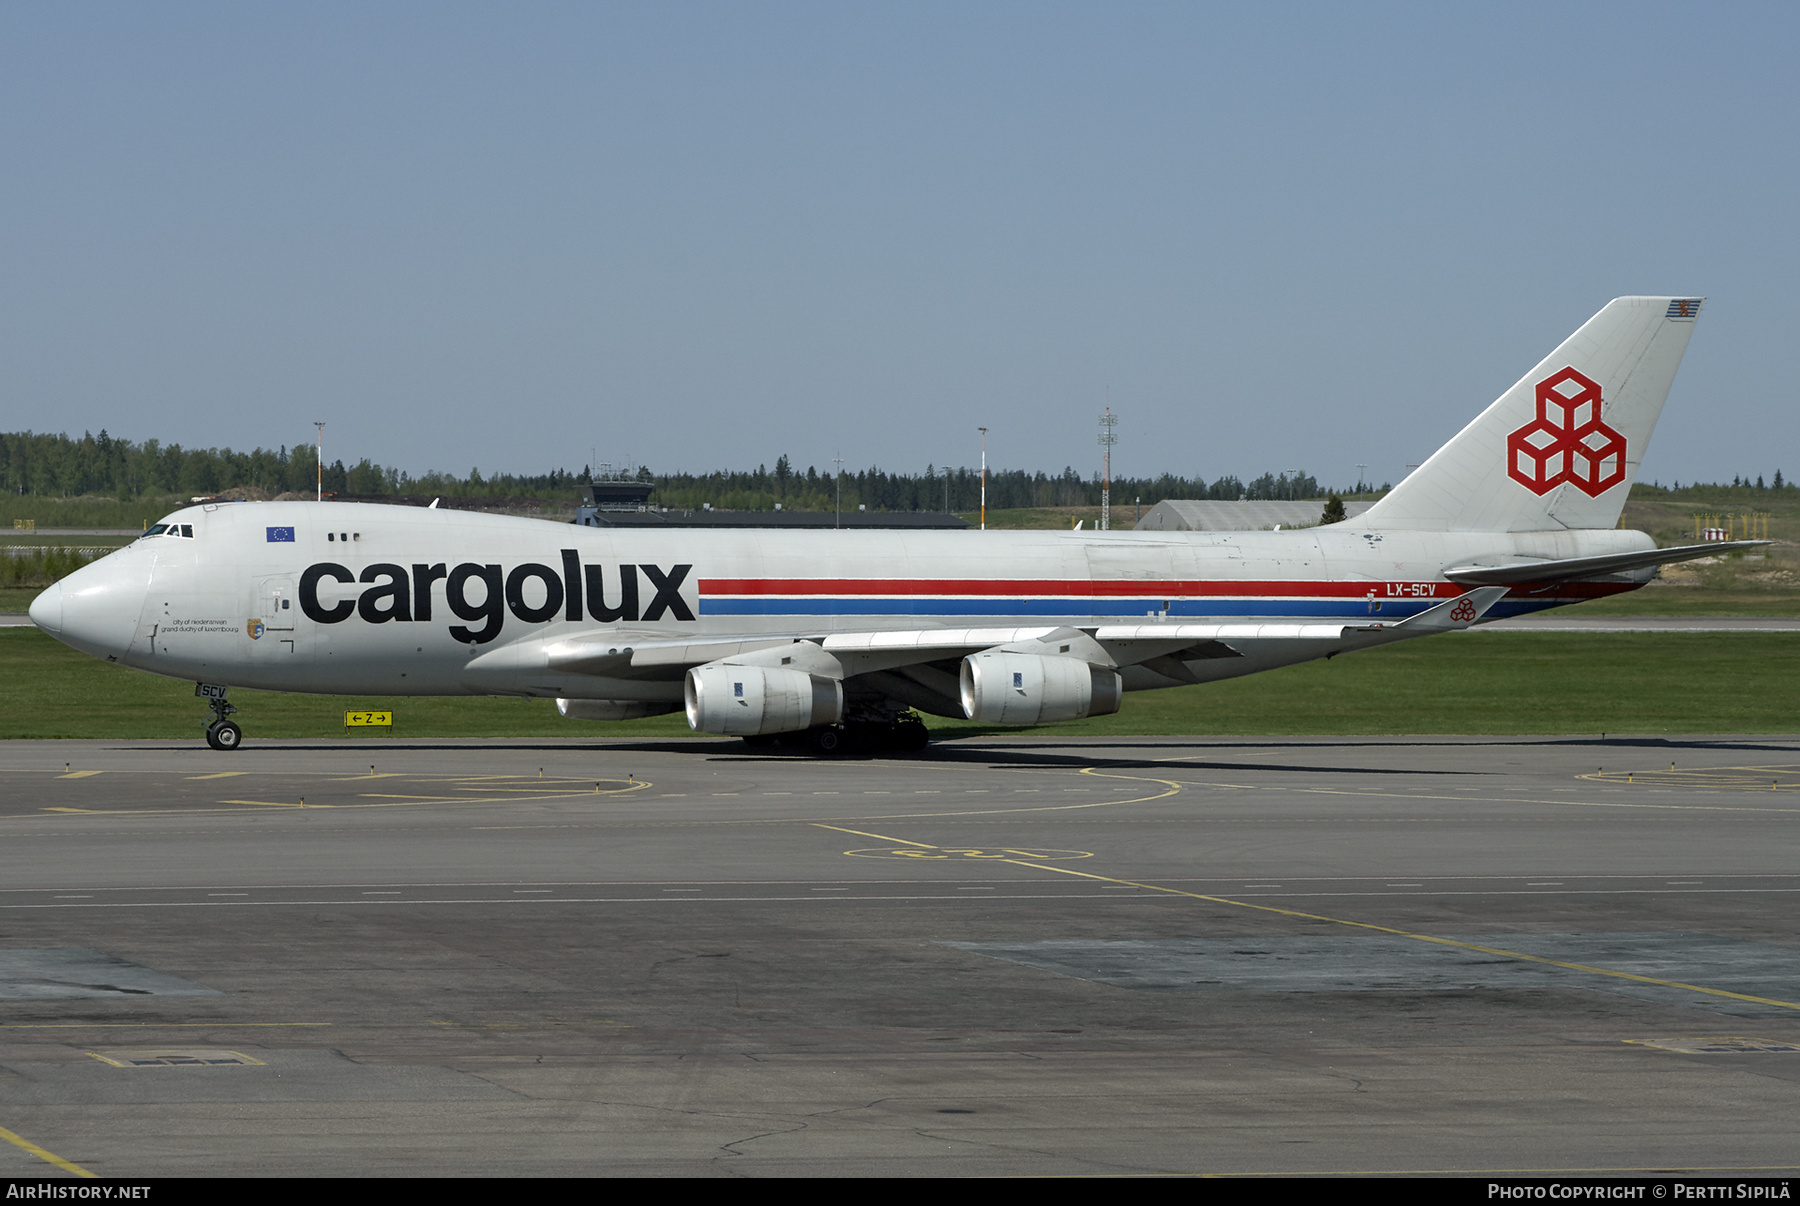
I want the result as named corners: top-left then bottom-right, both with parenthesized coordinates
top-left (0, 430), bottom-right (1365, 512)
top-left (4, 429), bottom-right (1791, 516)
top-left (651, 455), bottom-right (1341, 512)
top-left (0, 430), bottom-right (587, 502)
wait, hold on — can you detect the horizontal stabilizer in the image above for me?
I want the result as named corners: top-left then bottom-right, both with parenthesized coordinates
top-left (1094, 622), bottom-right (1349, 642)
top-left (1443, 542), bottom-right (1769, 585)
top-left (1385, 585), bottom-right (1511, 631)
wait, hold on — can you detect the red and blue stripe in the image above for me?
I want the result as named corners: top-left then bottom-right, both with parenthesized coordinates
top-left (695, 578), bottom-right (1631, 619)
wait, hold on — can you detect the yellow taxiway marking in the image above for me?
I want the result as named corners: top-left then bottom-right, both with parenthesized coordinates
top-left (358, 793), bottom-right (463, 801)
top-left (0, 1123), bottom-right (96, 1178)
top-left (1144, 771), bottom-right (1800, 817)
top-left (1006, 862), bottom-right (1800, 1013)
top-left (55, 770), bottom-right (102, 779)
top-left (1311, 785), bottom-right (1800, 815)
top-left (0, 1022), bottom-right (329, 1029)
top-left (25, 780), bottom-right (652, 818)
top-left (820, 773), bottom-right (1800, 1016)
top-left (814, 824), bottom-right (934, 848)
top-left (1583, 763), bottom-right (1800, 792)
top-left (845, 845), bottom-right (1093, 861)
top-left (817, 823), bottom-right (1094, 864)
top-left (186, 771), bottom-right (247, 780)
top-left (805, 768), bottom-right (1184, 823)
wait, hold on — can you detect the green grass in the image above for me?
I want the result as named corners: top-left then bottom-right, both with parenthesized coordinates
top-left (0, 628), bottom-right (690, 741)
top-left (929, 630), bottom-right (1800, 737)
top-left (1559, 588), bottom-right (1800, 617)
top-left (0, 496), bottom-right (187, 530)
top-left (955, 506), bottom-right (1103, 529)
top-left (5, 627), bottom-right (1797, 740)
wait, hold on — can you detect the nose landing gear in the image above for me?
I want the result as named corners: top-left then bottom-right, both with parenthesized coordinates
top-left (197, 683), bottom-right (243, 751)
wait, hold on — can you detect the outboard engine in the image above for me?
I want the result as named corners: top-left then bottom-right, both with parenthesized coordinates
top-left (959, 651), bottom-right (1122, 725)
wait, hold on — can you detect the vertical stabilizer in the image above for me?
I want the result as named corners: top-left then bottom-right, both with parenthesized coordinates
top-left (1359, 296), bottom-right (1703, 532)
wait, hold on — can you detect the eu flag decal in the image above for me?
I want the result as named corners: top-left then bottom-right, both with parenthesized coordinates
top-left (266, 526), bottom-right (296, 542)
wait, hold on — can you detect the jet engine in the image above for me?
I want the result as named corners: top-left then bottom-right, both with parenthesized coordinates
top-left (684, 664), bottom-right (844, 735)
top-left (556, 698), bottom-right (682, 722)
top-left (959, 651), bottom-right (1123, 725)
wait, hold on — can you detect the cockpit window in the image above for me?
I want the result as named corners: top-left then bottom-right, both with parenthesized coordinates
top-left (139, 521), bottom-right (195, 540)
top-left (140, 524), bottom-right (170, 539)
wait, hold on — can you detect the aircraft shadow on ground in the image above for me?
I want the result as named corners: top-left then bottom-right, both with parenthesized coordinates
top-left (104, 733), bottom-right (1799, 781)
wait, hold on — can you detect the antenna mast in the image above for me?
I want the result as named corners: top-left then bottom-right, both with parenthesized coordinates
top-left (833, 452), bottom-right (844, 528)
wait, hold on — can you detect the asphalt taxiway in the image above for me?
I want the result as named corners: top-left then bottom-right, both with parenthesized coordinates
top-left (4, 732), bottom-right (1800, 1177)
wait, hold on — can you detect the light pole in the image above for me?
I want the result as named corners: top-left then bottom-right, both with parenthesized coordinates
top-left (314, 422), bottom-right (325, 501)
top-left (978, 428), bottom-right (987, 531)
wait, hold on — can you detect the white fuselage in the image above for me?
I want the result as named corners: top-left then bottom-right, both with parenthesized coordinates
top-left (35, 500), bottom-right (1653, 703)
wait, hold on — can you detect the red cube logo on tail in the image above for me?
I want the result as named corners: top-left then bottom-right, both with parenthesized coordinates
top-left (1506, 367), bottom-right (1627, 497)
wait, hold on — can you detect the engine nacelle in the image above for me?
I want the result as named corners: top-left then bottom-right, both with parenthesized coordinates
top-left (684, 664), bottom-right (844, 735)
top-left (556, 698), bottom-right (682, 722)
top-left (959, 652), bottom-right (1122, 725)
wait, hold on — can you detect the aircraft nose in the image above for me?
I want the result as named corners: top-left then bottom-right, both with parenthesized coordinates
top-left (28, 580), bottom-right (64, 633)
top-left (33, 559), bottom-right (143, 659)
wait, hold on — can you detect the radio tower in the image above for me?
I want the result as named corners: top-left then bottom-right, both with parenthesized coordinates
top-left (1098, 405), bottom-right (1118, 531)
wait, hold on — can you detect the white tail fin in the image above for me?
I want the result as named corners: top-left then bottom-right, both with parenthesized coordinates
top-left (1359, 296), bottom-right (1704, 532)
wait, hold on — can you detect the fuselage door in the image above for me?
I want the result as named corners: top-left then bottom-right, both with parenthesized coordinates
top-left (257, 576), bottom-right (297, 631)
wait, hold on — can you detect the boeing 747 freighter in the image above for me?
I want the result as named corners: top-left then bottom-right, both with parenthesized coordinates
top-left (30, 296), bottom-right (1757, 752)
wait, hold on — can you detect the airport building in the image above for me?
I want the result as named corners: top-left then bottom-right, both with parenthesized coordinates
top-left (1134, 499), bottom-right (1374, 531)
top-left (573, 479), bottom-right (968, 529)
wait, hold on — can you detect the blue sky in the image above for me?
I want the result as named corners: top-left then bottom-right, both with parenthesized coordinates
top-left (2, 3), bottom-right (1794, 489)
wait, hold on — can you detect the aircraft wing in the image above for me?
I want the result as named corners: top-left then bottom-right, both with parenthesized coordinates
top-left (523, 585), bottom-right (1522, 706)
top-left (1442, 541), bottom-right (1769, 585)
top-left (542, 618), bottom-right (1420, 682)
top-left (542, 627), bottom-right (1086, 679)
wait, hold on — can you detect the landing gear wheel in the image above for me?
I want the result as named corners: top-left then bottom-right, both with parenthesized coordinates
top-left (807, 726), bottom-right (844, 755)
top-left (894, 718), bottom-right (929, 752)
top-left (200, 686), bottom-right (242, 751)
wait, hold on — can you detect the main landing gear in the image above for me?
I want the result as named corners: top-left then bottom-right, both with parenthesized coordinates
top-left (199, 685), bottom-right (242, 751)
top-left (742, 712), bottom-right (931, 757)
